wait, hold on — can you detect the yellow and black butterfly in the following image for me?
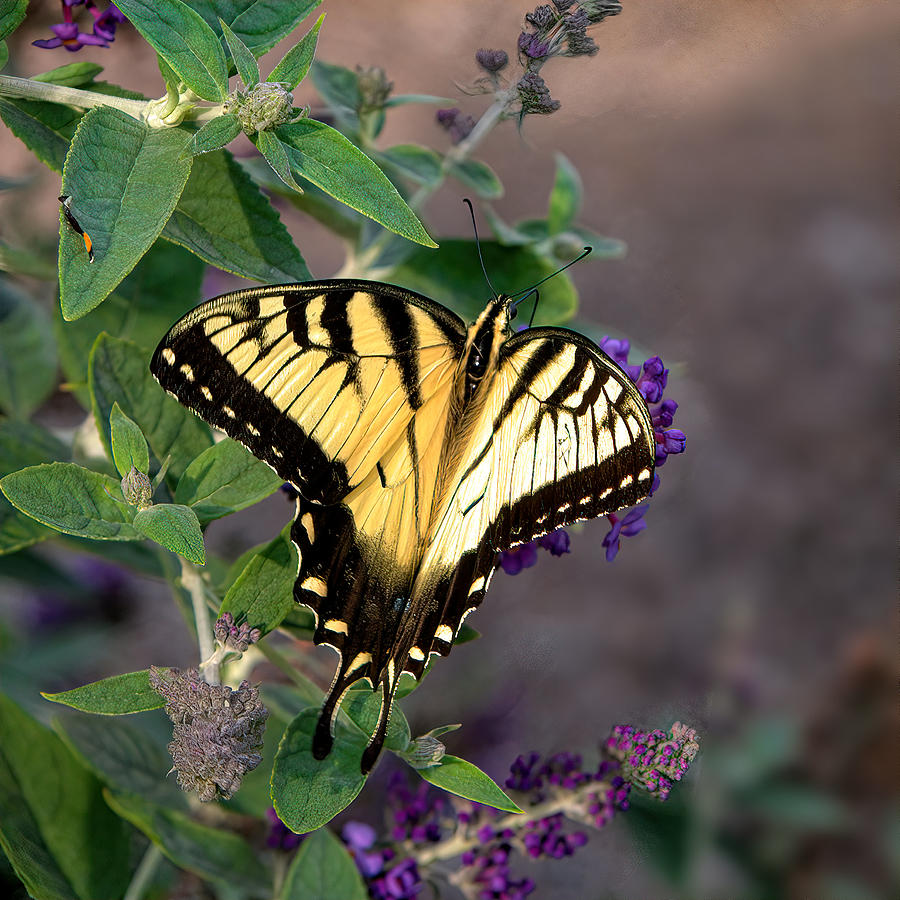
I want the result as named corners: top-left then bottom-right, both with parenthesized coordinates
top-left (151, 279), bottom-right (656, 772)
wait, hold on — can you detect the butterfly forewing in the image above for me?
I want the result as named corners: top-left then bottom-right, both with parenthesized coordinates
top-left (151, 282), bottom-right (466, 505)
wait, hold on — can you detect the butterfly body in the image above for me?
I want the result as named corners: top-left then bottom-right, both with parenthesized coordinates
top-left (151, 280), bottom-right (655, 772)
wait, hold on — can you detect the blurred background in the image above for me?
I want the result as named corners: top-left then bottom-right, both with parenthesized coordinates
top-left (1, 1), bottom-right (896, 898)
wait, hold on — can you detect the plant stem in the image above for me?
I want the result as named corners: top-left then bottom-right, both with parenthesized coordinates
top-left (181, 559), bottom-right (218, 684)
top-left (0, 74), bottom-right (147, 117)
top-left (336, 87), bottom-right (517, 278)
top-left (122, 843), bottom-right (163, 900)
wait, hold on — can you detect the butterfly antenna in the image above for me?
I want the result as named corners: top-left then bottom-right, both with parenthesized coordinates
top-left (528, 290), bottom-right (540, 329)
top-left (463, 198), bottom-right (498, 298)
top-left (511, 246), bottom-right (593, 305)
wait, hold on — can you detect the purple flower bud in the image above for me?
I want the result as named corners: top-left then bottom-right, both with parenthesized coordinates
top-left (266, 807), bottom-right (303, 850)
top-left (499, 541), bottom-right (539, 575)
top-left (526, 5), bottom-right (555, 28)
top-left (436, 107), bottom-right (475, 145)
top-left (342, 821), bottom-right (376, 850)
top-left (280, 482), bottom-right (300, 501)
top-left (537, 528), bottom-right (570, 556)
top-left (601, 505), bottom-right (648, 561)
top-left (475, 48), bottom-right (509, 72)
top-left (518, 31), bottom-right (551, 59)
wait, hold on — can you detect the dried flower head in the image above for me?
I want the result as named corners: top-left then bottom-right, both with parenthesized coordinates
top-left (356, 66), bottom-right (394, 111)
top-left (516, 71), bottom-right (560, 115)
top-left (149, 666), bottom-right (268, 802)
top-left (436, 107), bottom-right (476, 144)
top-left (120, 465), bottom-right (152, 508)
top-left (475, 48), bottom-right (510, 73)
top-left (224, 82), bottom-right (298, 133)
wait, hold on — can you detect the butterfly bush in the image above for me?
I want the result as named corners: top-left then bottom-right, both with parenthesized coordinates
top-left (0, 1), bottom-right (699, 898)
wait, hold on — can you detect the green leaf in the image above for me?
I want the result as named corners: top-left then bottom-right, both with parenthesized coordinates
top-left (53, 710), bottom-right (186, 807)
top-left (0, 421), bottom-right (69, 554)
top-left (0, 41), bottom-right (6, 72)
top-left (567, 226), bottom-right (626, 260)
top-left (0, 462), bottom-right (138, 540)
top-left (742, 784), bottom-right (850, 830)
top-left (59, 106), bottom-right (193, 320)
top-left (174, 438), bottom-right (282, 521)
top-left (269, 13), bottom-right (324, 89)
top-left (257, 129), bottom-right (304, 192)
top-left (309, 60), bottom-right (360, 132)
top-left (547, 152), bottom-right (582, 234)
top-left (278, 119), bottom-right (436, 247)
top-left (184, 113), bottom-right (242, 157)
top-left (89, 333), bottom-right (213, 483)
top-left (0, 96), bottom-right (79, 173)
top-left (164, 148), bottom-right (311, 282)
top-left (219, 18), bottom-right (259, 87)
top-left (42, 670), bottom-right (164, 715)
top-left (377, 143), bottom-right (443, 187)
top-left (384, 93), bottom-right (454, 107)
top-left (113, 0), bottom-right (228, 101)
top-left (0, 239), bottom-right (58, 280)
top-left (0, 693), bottom-right (131, 900)
top-left (109, 403), bottom-right (149, 477)
top-left (0, 0), bottom-right (27, 42)
top-left (280, 827), bottom-right (368, 900)
top-left (0, 278), bottom-right (57, 419)
top-left (104, 791), bottom-right (271, 895)
top-left (341, 687), bottom-right (410, 753)
top-left (418, 756), bottom-right (523, 813)
top-left (32, 62), bottom-right (104, 88)
top-left (272, 708), bottom-right (368, 833)
top-left (219, 527), bottom-right (297, 637)
top-left (54, 240), bottom-right (205, 402)
top-left (448, 159), bottom-right (504, 199)
top-left (388, 240), bottom-right (577, 324)
top-left (216, 0), bottom-right (322, 57)
top-left (133, 503), bottom-right (205, 564)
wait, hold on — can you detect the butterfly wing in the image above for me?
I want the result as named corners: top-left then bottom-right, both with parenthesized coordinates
top-left (150, 281), bottom-right (466, 505)
top-left (406, 326), bottom-right (657, 672)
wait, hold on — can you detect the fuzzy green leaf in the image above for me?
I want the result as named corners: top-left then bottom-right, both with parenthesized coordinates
top-left (113, 0), bottom-right (228, 100)
top-left (418, 755), bottom-right (523, 813)
top-left (32, 62), bottom-right (104, 88)
top-left (448, 159), bottom-right (504, 199)
top-left (0, 97), bottom-right (79, 173)
top-left (0, 694), bottom-right (131, 900)
top-left (280, 827), bottom-right (368, 900)
top-left (0, 0), bottom-right (27, 42)
top-left (309, 60), bottom-right (359, 132)
top-left (257, 129), bottom-right (304, 192)
top-left (388, 240), bottom-right (577, 324)
top-left (54, 241), bottom-right (204, 402)
top-left (109, 403), bottom-right (149, 477)
top-left (272, 708), bottom-right (368, 833)
top-left (219, 527), bottom-right (297, 637)
top-left (174, 438), bottom-right (282, 521)
top-left (184, 113), bottom-right (242, 157)
top-left (0, 278), bottom-right (57, 419)
top-left (89, 333), bottom-right (213, 483)
top-left (547, 152), bottom-right (582, 234)
top-left (219, 18), bottom-right (260, 87)
top-left (278, 119), bottom-right (436, 246)
top-left (42, 671), bottom-right (164, 716)
top-left (269, 13), bottom-right (324, 89)
top-left (59, 107), bottom-right (193, 319)
top-left (197, 0), bottom-right (323, 57)
top-left (0, 422), bottom-right (69, 554)
top-left (105, 791), bottom-right (271, 894)
top-left (0, 462), bottom-right (138, 540)
top-left (133, 503), bottom-right (205, 564)
top-left (53, 710), bottom-right (186, 807)
top-left (164, 149), bottom-right (311, 281)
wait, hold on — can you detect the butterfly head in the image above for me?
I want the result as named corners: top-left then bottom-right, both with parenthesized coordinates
top-left (458, 296), bottom-right (514, 403)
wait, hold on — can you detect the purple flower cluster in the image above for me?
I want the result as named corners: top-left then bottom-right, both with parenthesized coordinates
top-left (499, 528), bottom-right (570, 575)
top-left (342, 821), bottom-right (422, 899)
top-left (386, 770), bottom-right (445, 843)
top-left (33, 1), bottom-right (126, 52)
top-left (603, 722), bottom-right (700, 801)
top-left (461, 834), bottom-right (535, 899)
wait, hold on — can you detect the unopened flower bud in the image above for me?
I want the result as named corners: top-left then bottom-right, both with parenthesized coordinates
top-left (225, 82), bottom-right (297, 133)
top-left (475, 48), bottom-right (509, 73)
top-left (401, 734), bottom-right (447, 769)
top-left (121, 466), bottom-right (152, 509)
top-left (356, 66), bottom-right (393, 111)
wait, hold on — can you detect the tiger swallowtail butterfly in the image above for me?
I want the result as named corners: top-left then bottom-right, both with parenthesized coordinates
top-left (151, 280), bottom-right (656, 773)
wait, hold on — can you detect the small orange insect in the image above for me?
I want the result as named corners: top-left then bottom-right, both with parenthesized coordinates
top-left (59, 195), bottom-right (94, 262)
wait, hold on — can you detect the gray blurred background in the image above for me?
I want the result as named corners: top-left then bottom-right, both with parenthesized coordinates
top-left (2, 1), bottom-right (896, 898)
